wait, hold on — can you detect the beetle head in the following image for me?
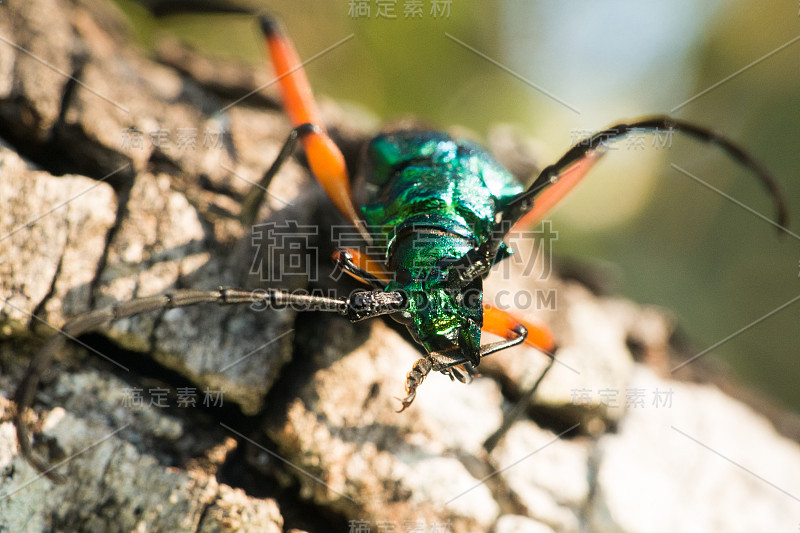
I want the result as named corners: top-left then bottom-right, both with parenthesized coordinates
top-left (389, 264), bottom-right (483, 366)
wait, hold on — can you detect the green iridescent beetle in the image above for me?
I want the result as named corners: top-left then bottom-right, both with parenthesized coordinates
top-left (362, 132), bottom-right (523, 364)
top-left (14, 12), bottom-right (788, 479)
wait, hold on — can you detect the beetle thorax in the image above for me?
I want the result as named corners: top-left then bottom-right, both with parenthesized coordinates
top-left (386, 230), bottom-right (484, 362)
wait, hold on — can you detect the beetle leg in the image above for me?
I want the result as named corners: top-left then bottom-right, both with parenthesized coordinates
top-left (259, 15), bottom-right (371, 243)
top-left (483, 354), bottom-right (556, 454)
top-left (332, 247), bottom-right (391, 288)
top-left (481, 303), bottom-right (556, 354)
top-left (240, 122), bottom-right (321, 227)
top-left (447, 363), bottom-right (477, 384)
top-left (396, 357), bottom-right (432, 412)
top-left (395, 306), bottom-right (555, 411)
top-left (512, 151), bottom-right (601, 230)
top-left (479, 305), bottom-right (558, 452)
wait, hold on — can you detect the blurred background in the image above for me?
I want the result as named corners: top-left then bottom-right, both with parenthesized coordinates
top-left (114, 0), bottom-right (799, 410)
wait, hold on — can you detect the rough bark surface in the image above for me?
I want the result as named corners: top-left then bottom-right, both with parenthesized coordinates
top-left (1, 1), bottom-right (799, 532)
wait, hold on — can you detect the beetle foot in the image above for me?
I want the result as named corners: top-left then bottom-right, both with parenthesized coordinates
top-left (395, 357), bottom-right (432, 412)
top-left (448, 363), bottom-right (478, 384)
top-left (394, 393), bottom-right (415, 413)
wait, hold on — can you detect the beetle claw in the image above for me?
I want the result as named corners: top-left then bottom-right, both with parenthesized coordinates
top-left (394, 394), bottom-right (415, 413)
top-left (396, 357), bottom-right (432, 413)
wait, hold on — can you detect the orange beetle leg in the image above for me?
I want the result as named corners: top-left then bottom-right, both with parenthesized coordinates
top-left (259, 15), bottom-right (369, 241)
top-left (332, 248), bottom-right (392, 286)
top-left (482, 303), bottom-right (556, 354)
top-left (512, 151), bottom-right (602, 231)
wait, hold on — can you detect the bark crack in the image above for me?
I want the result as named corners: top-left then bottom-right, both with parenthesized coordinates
top-left (30, 250), bottom-right (64, 332)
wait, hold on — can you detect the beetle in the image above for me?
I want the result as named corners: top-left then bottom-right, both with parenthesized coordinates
top-left (14, 11), bottom-right (788, 480)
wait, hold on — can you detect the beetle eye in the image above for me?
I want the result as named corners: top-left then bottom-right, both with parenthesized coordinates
top-left (395, 267), bottom-right (413, 284)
